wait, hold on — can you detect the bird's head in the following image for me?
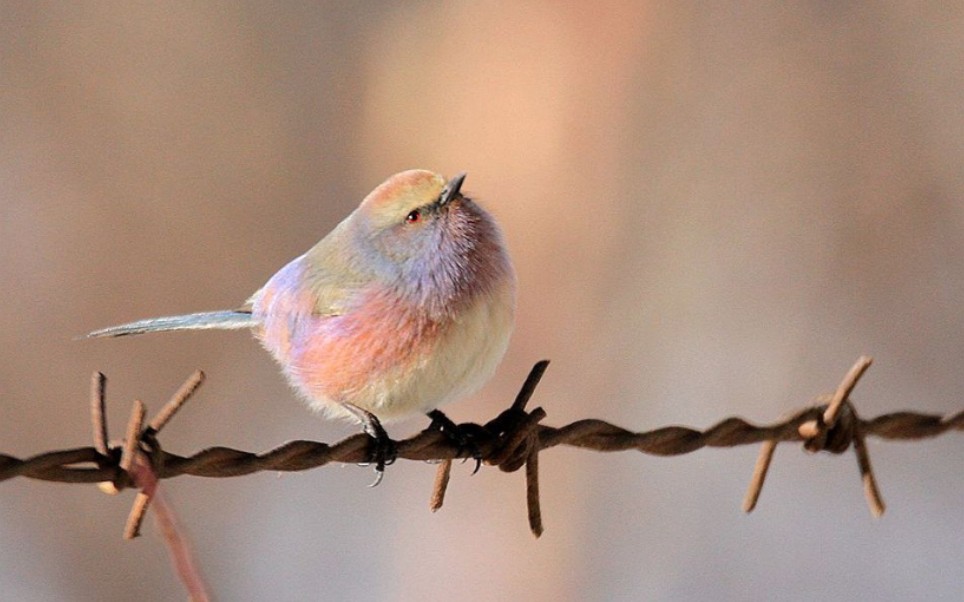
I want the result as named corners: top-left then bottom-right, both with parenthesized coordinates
top-left (354, 169), bottom-right (473, 262)
top-left (348, 169), bottom-right (510, 308)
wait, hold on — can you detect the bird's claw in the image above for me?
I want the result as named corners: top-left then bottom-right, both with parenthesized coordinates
top-left (427, 410), bottom-right (486, 474)
top-left (341, 403), bottom-right (398, 486)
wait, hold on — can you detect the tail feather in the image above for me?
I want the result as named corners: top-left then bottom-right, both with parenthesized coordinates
top-left (86, 310), bottom-right (257, 338)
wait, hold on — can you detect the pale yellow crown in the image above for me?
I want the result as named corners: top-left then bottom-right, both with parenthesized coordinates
top-left (358, 169), bottom-right (447, 229)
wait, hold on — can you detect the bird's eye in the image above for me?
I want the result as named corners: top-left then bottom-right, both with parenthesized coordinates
top-left (405, 209), bottom-right (421, 223)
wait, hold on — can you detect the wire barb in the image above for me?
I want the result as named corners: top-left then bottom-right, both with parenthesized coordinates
top-left (90, 372), bottom-right (109, 456)
top-left (824, 355), bottom-right (873, 426)
top-left (430, 460), bottom-right (452, 512)
top-left (743, 356), bottom-right (886, 517)
top-left (119, 400), bottom-right (146, 476)
top-left (742, 440), bottom-right (776, 513)
top-left (149, 370), bottom-right (205, 434)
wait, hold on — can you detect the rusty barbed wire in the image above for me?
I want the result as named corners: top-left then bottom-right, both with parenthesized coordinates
top-left (1, 357), bottom-right (962, 539)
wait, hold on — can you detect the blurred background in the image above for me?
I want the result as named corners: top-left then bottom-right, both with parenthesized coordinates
top-left (1, 2), bottom-right (962, 600)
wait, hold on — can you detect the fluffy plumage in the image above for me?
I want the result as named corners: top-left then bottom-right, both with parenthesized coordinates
top-left (88, 170), bottom-right (516, 422)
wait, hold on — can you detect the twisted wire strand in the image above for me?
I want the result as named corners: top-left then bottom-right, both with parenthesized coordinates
top-left (0, 357), bottom-right (962, 540)
top-left (1, 398), bottom-right (960, 485)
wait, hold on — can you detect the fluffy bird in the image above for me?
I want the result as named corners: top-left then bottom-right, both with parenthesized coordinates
top-left (89, 170), bottom-right (516, 469)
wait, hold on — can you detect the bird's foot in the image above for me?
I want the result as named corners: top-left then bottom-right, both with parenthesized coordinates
top-left (341, 403), bottom-right (397, 487)
top-left (427, 410), bottom-right (487, 474)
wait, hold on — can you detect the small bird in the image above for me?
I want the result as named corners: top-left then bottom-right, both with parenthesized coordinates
top-left (88, 170), bottom-right (516, 473)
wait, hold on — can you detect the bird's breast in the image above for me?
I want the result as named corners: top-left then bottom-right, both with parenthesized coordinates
top-left (253, 258), bottom-right (514, 421)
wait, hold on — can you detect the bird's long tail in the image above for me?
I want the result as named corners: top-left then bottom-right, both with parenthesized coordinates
top-left (86, 310), bottom-right (257, 338)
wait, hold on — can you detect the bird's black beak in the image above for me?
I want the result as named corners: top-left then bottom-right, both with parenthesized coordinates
top-left (439, 172), bottom-right (466, 206)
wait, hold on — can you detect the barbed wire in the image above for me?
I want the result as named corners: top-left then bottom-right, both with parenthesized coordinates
top-left (1, 356), bottom-right (962, 540)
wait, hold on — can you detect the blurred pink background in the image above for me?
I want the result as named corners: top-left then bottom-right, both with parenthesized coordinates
top-left (1, 2), bottom-right (962, 600)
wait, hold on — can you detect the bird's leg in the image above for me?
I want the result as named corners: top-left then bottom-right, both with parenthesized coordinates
top-left (341, 403), bottom-right (397, 487)
top-left (426, 410), bottom-right (487, 474)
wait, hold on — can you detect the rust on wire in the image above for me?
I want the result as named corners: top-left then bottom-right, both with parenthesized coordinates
top-left (1, 357), bottom-right (963, 539)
